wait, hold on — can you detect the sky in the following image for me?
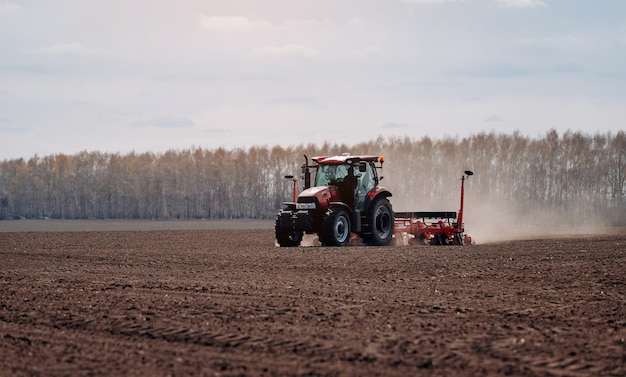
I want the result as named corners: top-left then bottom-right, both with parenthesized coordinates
top-left (0, 0), bottom-right (625, 160)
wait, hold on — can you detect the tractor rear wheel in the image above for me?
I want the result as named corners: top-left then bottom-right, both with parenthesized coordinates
top-left (275, 216), bottom-right (303, 247)
top-left (320, 208), bottom-right (351, 246)
top-left (362, 197), bottom-right (394, 246)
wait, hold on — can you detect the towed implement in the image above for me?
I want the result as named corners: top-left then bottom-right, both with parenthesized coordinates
top-left (394, 171), bottom-right (473, 246)
top-left (275, 153), bottom-right (472, 247)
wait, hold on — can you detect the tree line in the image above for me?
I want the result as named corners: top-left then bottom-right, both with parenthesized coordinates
top-left (1, 130), bottom-right (625, 226)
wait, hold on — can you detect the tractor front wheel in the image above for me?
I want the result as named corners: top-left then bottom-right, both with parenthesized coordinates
top-left (320, 208), bottom-right (351, 246)
top-left (275, 216), bottom-right (303, 247)
top-left (362, 198), bottom-right (394, 246)
top-left (276, 231), bottom-right (303, 247)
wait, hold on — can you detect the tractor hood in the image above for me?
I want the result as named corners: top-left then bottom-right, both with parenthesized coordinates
top-left (297, 185), bottom-right (340, 212)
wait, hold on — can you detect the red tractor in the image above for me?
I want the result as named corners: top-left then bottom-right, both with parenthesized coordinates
top-left (275, 154), bottom-right (394, 247)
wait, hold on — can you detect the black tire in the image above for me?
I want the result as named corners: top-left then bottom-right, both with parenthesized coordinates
top-left (454, 232), bottom-right (464, 245)
top-left (433, 233), bottom-right (449, 245)
top-left (319, 208), bottom-right (351, 246)
top-left (362, 197), bottom-right (394, 246)
top-left (275, 216), bottom-right (302, 247)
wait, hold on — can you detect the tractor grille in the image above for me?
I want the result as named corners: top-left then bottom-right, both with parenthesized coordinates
top-left (296, 197), bottom-right (318, 210)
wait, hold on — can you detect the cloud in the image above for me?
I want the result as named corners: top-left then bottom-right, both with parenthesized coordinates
top-left (0, 126), bottom-right (29, 133)
top-left (0, 3), bottom-right (19, 13)
top-left (282, 19), bottom-right (322, 29)
top-left (401, 0), bottom-right (462, 4)
top-left (199, 15), bottom-right (271, 31)
top-left (401, 0), bottom-right (547, 6)
top-left (252, 44), bottom-right (318, 58)
top-left (349, 45), bottom-right (384, 56)
top-left (382, 122), bottom-right (409, 129)
top-left (203, 128), bottom-right (230, 134)
top-left (138, 115), bottom-right (194, 129)
top-left (454, 64), bottom-right (531, 78)
top-left (485, 115), bottom-right (503, 122)
top-left (0, 64), bottom-right (56, 75)
top-left (494, 0), bottom-right (548, 8)
top-left (350, 17), bottom-right (367, 27)
top-left (514, 35), bottom-right (590, 50)
top-left (267, 96), bottom-right (318, 105)
top-left (453, 62), bottom-right (583, 78)
top-left (23, 43), bottom-right (97, 56)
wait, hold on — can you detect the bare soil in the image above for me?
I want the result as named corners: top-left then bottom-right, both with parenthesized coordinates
top-left (1, 225), bottom-right (625, 376)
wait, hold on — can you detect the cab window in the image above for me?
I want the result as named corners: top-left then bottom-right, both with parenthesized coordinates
top-left (315, 164), bottom-right (349, 187)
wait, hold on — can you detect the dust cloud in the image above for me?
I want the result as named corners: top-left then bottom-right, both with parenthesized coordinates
top-left (463, 196), bottom-right (614, 244)
top-left (390, 193), bottom-right (614, 245)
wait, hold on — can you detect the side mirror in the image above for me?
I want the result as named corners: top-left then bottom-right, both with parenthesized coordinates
top-left (359, 162), bottom-right (367, 173)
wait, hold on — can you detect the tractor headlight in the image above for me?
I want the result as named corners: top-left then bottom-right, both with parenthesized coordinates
top-left (296, 202), bottom-right (316, 210)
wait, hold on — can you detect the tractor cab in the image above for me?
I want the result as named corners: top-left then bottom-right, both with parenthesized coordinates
top-left (308, 154), bottom-right (382, 210)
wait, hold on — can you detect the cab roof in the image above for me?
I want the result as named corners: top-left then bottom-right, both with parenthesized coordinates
top-left (312, 154), bottom-right (381, 164)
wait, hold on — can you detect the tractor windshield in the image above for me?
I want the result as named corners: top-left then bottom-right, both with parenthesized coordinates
top-left (315, 164), bottom-right (349, 187)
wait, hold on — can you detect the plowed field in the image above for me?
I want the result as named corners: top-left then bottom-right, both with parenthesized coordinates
top-left (1, 224), bottom-right (625, 376)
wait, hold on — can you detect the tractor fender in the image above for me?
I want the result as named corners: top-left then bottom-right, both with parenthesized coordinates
top-left (363, 188), bottom-right (392, 215)
top-left (280, 202), bottom-right (297, 211)
top-left (328, 202), bottom-right (352, 212)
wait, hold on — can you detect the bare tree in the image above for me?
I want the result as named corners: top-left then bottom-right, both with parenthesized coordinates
top-left (0, 131), bottom-right (624, 224)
